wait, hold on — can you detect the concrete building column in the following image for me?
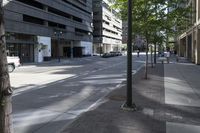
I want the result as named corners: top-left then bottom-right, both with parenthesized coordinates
top-left (71, 41), bottom-right (73, 59)
top-left (179, 38), bottom-right (186, 57)
top-left (186, 35), bottom-right (188, 58)
top-left (196, 28), bottom-right (200, 64)
top-left (180, 39), bottom-right (183, 57)
top-left (103, 44), bottom-right (106, 53)
top-left (178, 38), bottom-right (181, 56)
top-left (44, 6), bottom-right (48, 26)
top-left (192, 29), bottom-right (195, 62)
top-left (196, 0), bottom-right (199, 21)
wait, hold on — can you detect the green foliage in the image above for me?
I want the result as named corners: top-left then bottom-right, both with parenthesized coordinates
top-left (113, 0), bottom-right (189, 46)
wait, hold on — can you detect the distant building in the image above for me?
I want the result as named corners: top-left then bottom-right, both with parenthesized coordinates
top-left (178, 0), bottom-right (200, 64)
top-left (3, 0), bottom-right (93, 63)
top-left (92, 0), bottom-right (122, 54)
top-left (122, 21), bottom-right (128, 44)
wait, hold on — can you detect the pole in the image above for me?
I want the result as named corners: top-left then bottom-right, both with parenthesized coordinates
top-left (126, 0), bottom-right (133, 107)
top-left (58, 36), bottom-right (61, 62)
top-left (100, 43), bottom-right (102, 56)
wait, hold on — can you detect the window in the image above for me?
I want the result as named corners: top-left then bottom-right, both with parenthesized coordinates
top-left (16, 0), bottom-right (44, 9)
top-left (75, 28), bottom-right (89, 36)
top-left (48, 21), bottom-right (66, 29)
top-left (62, 0), bottom-right (91, 14)
top-left (23, 15), bottom-right (44, 25)
top-left (48, 7), bottom-right (71, 19)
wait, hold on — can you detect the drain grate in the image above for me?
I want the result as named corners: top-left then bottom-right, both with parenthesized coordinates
top-left (109, 95), bottom-right (126, 101)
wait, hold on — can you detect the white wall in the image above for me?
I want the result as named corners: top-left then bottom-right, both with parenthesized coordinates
top-left (35, 36), bottom-right (51, 63)
top-left (80, 41), bottom-right (93, 56)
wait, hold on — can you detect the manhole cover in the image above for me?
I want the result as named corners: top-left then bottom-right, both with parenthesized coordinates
top-left (109, 95), bottom-right (126, 101)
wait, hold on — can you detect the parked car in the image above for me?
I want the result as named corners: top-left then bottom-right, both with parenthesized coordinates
top-left (7, 56), bottom-right (20, 73)
top-left (116, 51), bottom-right (122, 56)
top-left (102, 51), bottom-right (122, 58)
top-left (102, 53), bottom-right (112, 58)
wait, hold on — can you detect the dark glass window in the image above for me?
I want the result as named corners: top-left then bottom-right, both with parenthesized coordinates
top-left (48, 21), bottom-right (66, 29)
top-left (48, 7), bottom-right (71, 19)
top-left (23, 15), bottom-right (44, 25)
top-left (16, 0), bottom-right (43, 9)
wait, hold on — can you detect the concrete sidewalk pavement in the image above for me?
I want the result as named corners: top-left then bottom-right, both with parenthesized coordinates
top-left (60, 58), bottom-right (200, 133)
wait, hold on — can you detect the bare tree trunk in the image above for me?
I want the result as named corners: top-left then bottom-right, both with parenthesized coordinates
top-left (0, 1), bottom-right (13, 133)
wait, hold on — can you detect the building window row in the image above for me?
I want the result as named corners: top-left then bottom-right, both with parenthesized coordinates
top-left (48, 21), bottom-right (66, 29)
top-left (114, 19), bottom-right (120, 24)
top-left (62, 0), bottom-right (91, 14)
top-left (75, 28), bottom-right (90, 36)
top-left (77, 0), bottom-right (87, 6)
top-left (104, 14), bottom-right (121, 24)
top-left (15, 0), bottom-right (43, 9)
top-left (103, 35), bottom-right (122, 41)
top-left (103, 20), bottom-right (110, 25)
top-left (16, 0), bottom-right (83, 23)
top-left (23, 14), bottom-right (44, 25)
top-left (93, 35), bottom-right (121, 41)
top-left (113, 25), bottom-right (121, 31)
top-left (102, 2), bottom-right (121, 21)
top-left (23, 15), bottom-right (66, 29)
top-left (103, 28), bottom-right (119, 35)
top-left (102, 1), bottom-right (111, 12)
top-left (105, 15), bottom-right (111, 21)
top-left (48, 7), bottom-right (82, 23)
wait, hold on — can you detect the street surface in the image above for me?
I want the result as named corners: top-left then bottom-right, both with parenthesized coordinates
top-left (10, 54), bottom-right (146, 133)
top-left (60, 57), bottom-right (200, 133)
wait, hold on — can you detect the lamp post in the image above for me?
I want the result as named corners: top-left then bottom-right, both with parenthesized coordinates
top-left (54, 31), bottom-right (63, 62)
top-left (126, 0), bottom-right (133, 108)
top-left (122, 0), bottom-right (136, 110)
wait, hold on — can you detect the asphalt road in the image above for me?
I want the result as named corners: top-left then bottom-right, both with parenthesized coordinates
top-left (11, 54), bottom-right (146, 133)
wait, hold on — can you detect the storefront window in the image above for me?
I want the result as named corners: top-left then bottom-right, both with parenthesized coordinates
top-left (5, 32), bottom-right (36, 62)
top-left (6, 44), bottom-right (19, 56)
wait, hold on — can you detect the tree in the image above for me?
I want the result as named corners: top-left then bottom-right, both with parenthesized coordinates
top-left (113, 0), bottom-right (189, 79)
top-left (0, 0), bottom-right (13, 132)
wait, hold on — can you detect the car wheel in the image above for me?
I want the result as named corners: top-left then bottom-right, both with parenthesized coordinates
top-left (8, 64), bottom-right (15, 73)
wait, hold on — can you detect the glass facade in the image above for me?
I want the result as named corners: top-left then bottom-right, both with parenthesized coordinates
top-left (6, 33), bottom-right (36, 63)
top-left (7, 43), bottom-right (34, 63)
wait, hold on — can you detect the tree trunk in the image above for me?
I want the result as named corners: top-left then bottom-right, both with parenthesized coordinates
top-left (145, 40), bottom-right (149, 79)
top-left (154, 43), bottom-right (157, 64)
top-left (150, 45), bottom-right (153, 68)
top-left (0, 1), bottom-right (13, 133)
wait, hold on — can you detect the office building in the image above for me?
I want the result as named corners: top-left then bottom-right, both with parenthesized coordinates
top-left (178, 0), bottom-right (200, 64)
top-left (122, 21), bottom-right (128, 44)
top-left (92, 0), bottom-right (122, 54)
top-left (3, 0), bottom-right (93, 62)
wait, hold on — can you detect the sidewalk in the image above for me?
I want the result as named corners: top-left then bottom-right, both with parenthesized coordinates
top-left (20, 56), bottom-right (101, 67)
top-left (60, 57), bottom-right (200, 133)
